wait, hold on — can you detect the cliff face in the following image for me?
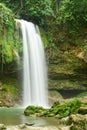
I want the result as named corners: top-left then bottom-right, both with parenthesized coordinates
top-left (46, 43), bottom-right (87, 91)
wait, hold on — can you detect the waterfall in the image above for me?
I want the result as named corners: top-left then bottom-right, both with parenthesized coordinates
top-left (16, 19), bottom-right (49, 108)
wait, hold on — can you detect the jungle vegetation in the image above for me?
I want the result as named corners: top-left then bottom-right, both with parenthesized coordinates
top-left (0, 0), bottom-right (87, 73)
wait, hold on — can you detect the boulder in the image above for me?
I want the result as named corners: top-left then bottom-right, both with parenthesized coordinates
top-left (0, 124), bottom-right (6, 129)
top-left (69, 114), bottom-right (87, 130)
top-left (78, 106), bottom-right (87, 114)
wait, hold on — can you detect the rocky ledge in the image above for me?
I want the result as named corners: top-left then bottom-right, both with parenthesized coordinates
top-left (23, 97), bottom-right (87, 130)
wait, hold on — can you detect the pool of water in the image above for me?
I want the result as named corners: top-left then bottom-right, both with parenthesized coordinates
top-left (0, 108), bottom-right (58, 126)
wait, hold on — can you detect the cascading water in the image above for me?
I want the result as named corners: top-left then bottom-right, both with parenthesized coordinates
top-left (16, 19), bottom-right (49, 108)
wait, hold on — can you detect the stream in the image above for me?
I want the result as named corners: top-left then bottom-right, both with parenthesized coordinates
top-left (0, 108), bottom-right (58, 126)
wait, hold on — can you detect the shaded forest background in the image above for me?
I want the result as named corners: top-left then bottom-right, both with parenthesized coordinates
top-left (0, 0), bottom-right (87, 106)
top-left (0, 0), bottom-right (87, 71)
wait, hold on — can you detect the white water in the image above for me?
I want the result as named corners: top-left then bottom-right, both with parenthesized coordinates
top-left (16, 20), bottom-right (49, 108)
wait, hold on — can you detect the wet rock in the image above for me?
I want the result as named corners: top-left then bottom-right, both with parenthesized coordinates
top-left (0, 124), bottom-right (6, 129)
top-left (69, 114), bottom-right (87, 130)
top-left (77, 52), bottom-right (84, 60)
top-left (78, 106), bottom-right (87, 114)
top-left (24, 106), bottom-right (47, 116)
top-left (60, 116), bottom-right (71, 125)
top-left (59, 126), bottom-right (70, 130)
top-left (69, 114), bottom-right (86, 122)
top-left (25, 123), bottom-right (34, 126)
top-left (18, 124), bottom-right (26, 129)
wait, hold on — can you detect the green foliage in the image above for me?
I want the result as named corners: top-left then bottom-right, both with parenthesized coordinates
top-left (1, 0), bottom-right (87, 47)
top-left (24, 98), bottom-right (82, 118)
top-left (57, 0), bottom-right (87, 35)
top-left (70, 119), bottom-right (87, 130)
top-left (46, 98), bottom-right (82, 118)
top-left (0, 0), bottom-right (54, 48)
top-left (24, 105), bottom-right (47, 116)
top-left (0, 76), bottom-right (20, 107)
top-left (77, 92), bottom-right (87, 98)
top-left (0, 3), bottom-right (14, 27)
top-left (23, 0), bottom-right (53, 25)
top-left (0, 0), bottom-right (53, 26)
top-left (0, 3), bottom-right (20, 73)
top-left (47, 0), bottom-right (87, 49)
top-left (40, 28), bottom-right (49, 48)
top-left (0, 0), bottom-right (21, 18)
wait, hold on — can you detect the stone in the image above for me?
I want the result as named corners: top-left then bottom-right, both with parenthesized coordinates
top-left (60, 116), bottom-right (70, 125)
top-left (78, 106), bottom-right (87, 114)
top-left (25, 123), bottom-right (34, 126)
top-left (69, 114), bottom-right (85, 122)
top-left (69, 114), bottom-right (87, 130)
top-left (18, 124), bottom-right (26, 129)
top-left (0, 124), bottom-right (6, 129)
top-left (59, 126), bottom-right (70, 130)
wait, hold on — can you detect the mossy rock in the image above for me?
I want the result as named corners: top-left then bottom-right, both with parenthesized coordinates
top-left (70, 114), bottom-right (87, 130)
top-left (48, 98), bottom-right (82, 118)
top-left (0, 101), bottom-right (5, 107)
top-left (77, 92), bottom-right (87, 98)
top-left (24, 98), bottom-right (82, 118)
top-left (0, 76), bottom-right (20, 107)
top-left (78, 107), bottom-right (87, 115)
top-left (0, 3), bottom-right (18, 65)
top-left (70, 121), bottom-right (87, 130)
top-left (24, 106), bottom-right (47, 116)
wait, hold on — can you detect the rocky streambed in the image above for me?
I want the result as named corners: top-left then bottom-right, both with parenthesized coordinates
top-left (1, 114), bottom-right (87, 130)
top-left (1, 97), bottom-right (87, 129)
top-left (0, 124), bottom-right (59, 130)
top-left (23, 97), bottom-right (87, 130)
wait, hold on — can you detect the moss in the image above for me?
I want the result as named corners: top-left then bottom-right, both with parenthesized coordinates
top-left (78, 107), bottom-right (87, 115)
top-left (44, 98), bottom-right (82, 118)
top-left (77, 92), bottom-right (87, 98)
top-left (0, 3), bottom-right (14, 29)
top-left (0, 3), bottom-right (18, 68)
top-left (24, 98), bottom-right (82, 118)
top-left (24, 106), bottom-right (47, 116)
top-left (70, 118), bottom-right (87, 130)
top-left (40, 27), bottom-right (49, 48)
top-left (48, 47), bottom-right (87, 90)
top-left (0, 101), bottom-right (5, 107)
top-left (0, 76), bottom-right (20, 107)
